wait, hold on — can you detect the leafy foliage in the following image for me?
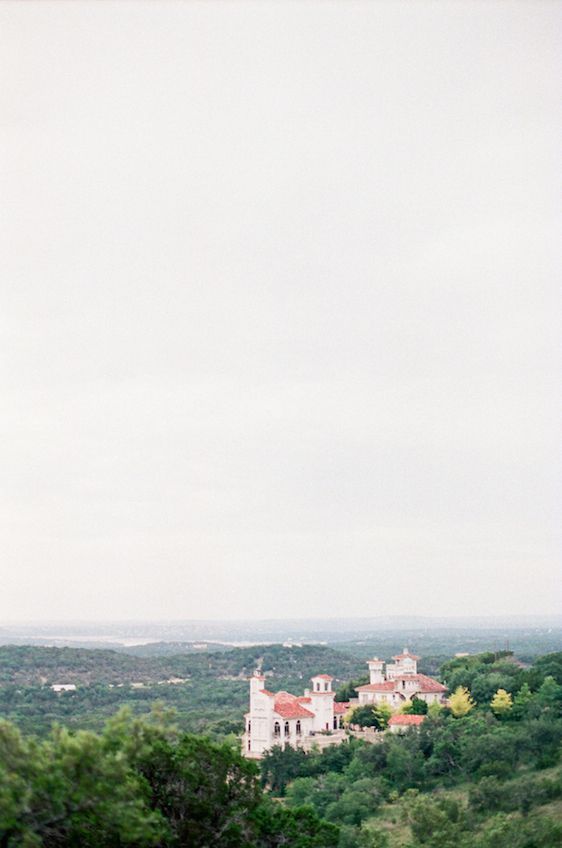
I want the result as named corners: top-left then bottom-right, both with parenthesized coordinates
top-left (0, 710), bottom-right (338, 847)
top-left (490, 688), bottom-right (513, 717)
top-left (263, 651), bottom-right (562, 846)
top-left (449, 686), bottom-right (476, 717)
top-left (349, 703), bottom-right (392, 729)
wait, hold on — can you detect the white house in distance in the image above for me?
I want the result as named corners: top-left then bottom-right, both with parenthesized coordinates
top-left (242, 673), bottom-right (349, 759)
top-left (356, 648), bottom-right (447, 708)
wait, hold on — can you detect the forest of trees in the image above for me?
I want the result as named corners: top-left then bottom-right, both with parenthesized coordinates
top-left (1, 646), bottom-right (561, 846)
top-left (0, 708), bottom-right (339, 847)
top-left (0, 644), bottom-right (363, 738)
top-left (0, 643), bottom-right (363, 688)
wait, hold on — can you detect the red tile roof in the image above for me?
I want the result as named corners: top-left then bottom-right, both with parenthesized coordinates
top-left (274, 702), bottom-right (315, 719)
top-left (356, 681), bottom-right (397, 692)
top-left (333, 701), bottom-right (350, 714)
top-left (273, 692), bottom-right (315, 719)
top-left (356, 674), bottom-right (446, 695)
top-left (388, 714), bottom-right (426, 726)
top-left (312, 674), bottom-right (333, 680)
top-left (392, 652), bottom-right (421, 661)
top-left (411, 674), bottom-right (447, 693)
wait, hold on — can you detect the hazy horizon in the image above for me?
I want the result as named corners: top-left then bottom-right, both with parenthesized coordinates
top-left (2, 2), bottom-right (560, 621)
top-left (2, 613), bottom-right (561, 626)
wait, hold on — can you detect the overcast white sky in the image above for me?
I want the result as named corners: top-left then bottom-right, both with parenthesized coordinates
top-left (1, 1), bottom-right (560, 622)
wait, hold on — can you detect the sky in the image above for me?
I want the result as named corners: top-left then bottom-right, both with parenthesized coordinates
top-left (0, 1), bottom-right (560, 622)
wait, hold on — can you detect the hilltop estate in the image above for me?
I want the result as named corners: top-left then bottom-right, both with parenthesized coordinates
top-left (242, 648), bottom-right (447, 758)
top-left (355, 648), bottom-right (447, 707)
top-left (242, 672), bottom-right (349, 759)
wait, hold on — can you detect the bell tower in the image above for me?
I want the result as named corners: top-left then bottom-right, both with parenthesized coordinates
top-left (368, 657), bottom-right (385, 684)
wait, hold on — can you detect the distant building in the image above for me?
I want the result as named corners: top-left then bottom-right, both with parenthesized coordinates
top-left (242, 673), bottom-right (349, 759)
top-left (355, 648), bottom-right (447, 708)
top-left (51, 684), bottom-right (77, 693)
top-left (388, 714), bottom-right (426, 733)
top-left (241, 648), bottom-right (447, 758)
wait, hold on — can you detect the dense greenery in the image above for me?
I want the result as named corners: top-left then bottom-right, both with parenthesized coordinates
top-left (260, 651), bottom-right (562, 846)
top-left (0, 709), bottom-right (339, 847)
top-left (0, 644), bottom-right (363, 738)
top-left (0, 678), bottom-right (248, 738)
top-left (1, 644), bottom-right (561, 846)
top-left (0, 644), bottom-right (363, 688)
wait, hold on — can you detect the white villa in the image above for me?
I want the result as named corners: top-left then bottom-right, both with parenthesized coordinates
top-left (242, 649), bottom-right (447, 759)
top-left (242, 673), bottom-right (349, 759)
top-left (356, 648), bottom-right (447, 708)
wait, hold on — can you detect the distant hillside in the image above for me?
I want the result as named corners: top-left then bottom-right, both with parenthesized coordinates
top-left (0, 643), bottom-right (364, 689)
top-left (120, 641), bottom-right (235, 657)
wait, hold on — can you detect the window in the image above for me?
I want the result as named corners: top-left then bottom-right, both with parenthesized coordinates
top-left (296, 721), bottom-right (301, 736)
top-left (333, 716), bottom-right (337, 729)
top-left (247, 739), bottom-right (251, 751)
top-left (324, 683), bottom-right (329, 691)
top-left (284, 721), bottom-right (290, 736)
top-left (316, 682), bottom-right (320, 691)
top-left (248, 721), bottom-right (251, 734)
top-left (274, 722), bottom-right (280, 737)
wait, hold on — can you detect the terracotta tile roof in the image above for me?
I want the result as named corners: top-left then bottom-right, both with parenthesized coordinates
top-left (312, 674), bottom-right (333, 680)
top-left (333, 701), bottom-right (350, 714)
top-left (274, 702), bottom-right (315, 719)
top-left (366, 674), bottom-right (446, 694)
top-left (388, 714), bottom-right (426, 726)
top-left (356, 681), bottom-right (397, 692)
top-left (297, 697), bottom-right (312, 703)
top-left (411, 674), bottom-right (447, 693)
top-left (392, 652), bottom-right (421, 661)
top-left (273, 692), bottom-right (315, 719)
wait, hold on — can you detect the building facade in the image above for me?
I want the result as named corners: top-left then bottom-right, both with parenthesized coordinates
top-left (242, 673), bottom-right (348, 759)
top-left (356, 648), bottom-right (447, 707)
top-left (242, 648), bottom-right (447, 759)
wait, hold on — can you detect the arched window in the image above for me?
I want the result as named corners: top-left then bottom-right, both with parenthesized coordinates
top-left (316, 682), bottom-right (320, 691)
top-left (248, 721), bottom-right (251, 735)
top-left (325, 682), bottom-right (329, 691)
top-left (333, 716), bottom-right (337, 729)
top-left (296, 720), bottom-right (301, 736)
top-left (247, 739), bottom-right (251, 751)
top-left (284, 721), bottom-right (290, 736)
top-left (274, 722), bottom-right (280, 737)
